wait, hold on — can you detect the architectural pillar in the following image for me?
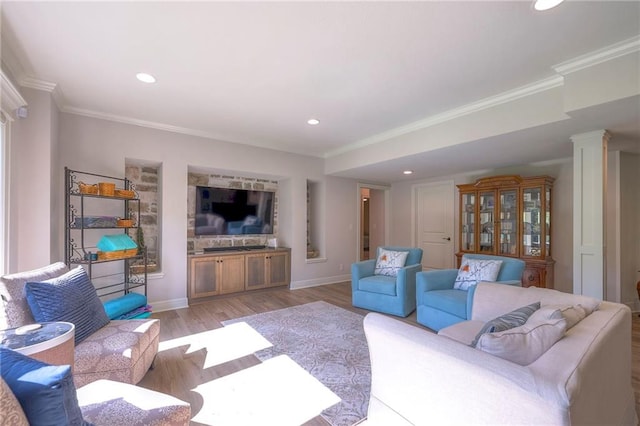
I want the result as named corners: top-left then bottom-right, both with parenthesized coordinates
top-left (571, 130), bottom-right (610, 299)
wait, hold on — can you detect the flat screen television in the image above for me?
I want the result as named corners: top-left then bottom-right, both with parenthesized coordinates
top-left (195, 186), bottom-right (275, 236)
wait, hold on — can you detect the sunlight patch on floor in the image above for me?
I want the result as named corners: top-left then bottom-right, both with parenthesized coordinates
top-left (158, 322), bottom-right (272, 368)
top-left (191, 355), bottom-right (341, 425)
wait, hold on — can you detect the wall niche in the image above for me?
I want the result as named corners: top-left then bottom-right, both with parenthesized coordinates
top-left (187, 171), bottom-right (278, 252)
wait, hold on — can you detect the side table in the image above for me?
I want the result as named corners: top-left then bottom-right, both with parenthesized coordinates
top-left (0, 322), bottom-right (75, 369)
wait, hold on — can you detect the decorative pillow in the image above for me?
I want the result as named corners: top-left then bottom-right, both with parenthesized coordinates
top-left (453, 258), bottom-right (503, 291)
top-left (25, 266), bottom-right (110, 344)
top-left (0, 348), bottom-right (90, 426)
top-left (471, 302), bottom-right (540, 347)
top-left (0, 262), bottom-right (69, 329)
top-left (0, 376), bottom-right (28, 425)
top-left (374, 249), bottom-right (409, 277)
top-left (475, 317), bottom-right (567, 366)
top-left (527, 304), bottom-right (588, 330)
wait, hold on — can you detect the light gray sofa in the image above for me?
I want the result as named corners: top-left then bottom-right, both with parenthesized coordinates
top-left (362, 282), bottom-right (638, 425)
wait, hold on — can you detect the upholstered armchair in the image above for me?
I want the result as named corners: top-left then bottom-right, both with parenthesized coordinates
top-left (352, 246), bottom-right (423, 317)
top-left (416, 254), bottom-right (525, 331)
top-left (0, 262), bottom-right (159, 387)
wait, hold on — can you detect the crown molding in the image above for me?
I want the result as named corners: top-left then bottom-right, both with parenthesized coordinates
top-left (1, 70), bottom-right (27, 118)
top-left (20, 76), bottom-right (57, 92)
top-left (19, 76), bottom-right (68, 110)
top-left (62, 105), bottom-right (250, 142)
top-left (553, 35), bottom-right (640, 75)
top-left (324, 75), bottom-right (564, 158)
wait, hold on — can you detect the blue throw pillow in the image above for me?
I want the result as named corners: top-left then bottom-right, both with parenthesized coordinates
top-left (25, 266), bottom-right (110, 344)
top-left (471, 302), bottom-right (541, 347)
top-left (0, 348), bottom-right (90, 426)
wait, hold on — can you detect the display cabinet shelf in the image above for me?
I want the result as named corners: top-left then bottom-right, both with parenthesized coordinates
top-left (456, 175), bottom-right (555, 288)
top-left (64, 167), bottom-right (147, 298)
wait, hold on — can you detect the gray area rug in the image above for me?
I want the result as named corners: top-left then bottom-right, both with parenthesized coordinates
top-left (222, 301), bottom-right (370, 426)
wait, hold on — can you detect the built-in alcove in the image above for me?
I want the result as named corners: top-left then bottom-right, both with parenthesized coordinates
top-left (306, 179), bottom-right (324, 260)
top-left (187, 170), bottom-right (279, 252)
top-left (125, 159), bottom-right (161, 272)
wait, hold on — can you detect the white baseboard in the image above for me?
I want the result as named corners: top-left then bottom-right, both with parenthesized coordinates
top-left (152, 298), bottom-right (189, 312)
top-left (290, 274), bottom-right (350, 290)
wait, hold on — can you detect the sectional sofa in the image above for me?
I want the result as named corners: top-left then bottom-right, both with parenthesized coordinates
top-left (362, 282), bottom-right (638, 425)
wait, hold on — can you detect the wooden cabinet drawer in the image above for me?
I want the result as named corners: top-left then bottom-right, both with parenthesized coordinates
top-left (522, 267), bottom-right (541, 287)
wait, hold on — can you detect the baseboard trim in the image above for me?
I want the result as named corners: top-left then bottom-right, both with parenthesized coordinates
top-left (153, 298), bottom-right (189, 313)
top-left (290, 274), bottom-right (350, 290)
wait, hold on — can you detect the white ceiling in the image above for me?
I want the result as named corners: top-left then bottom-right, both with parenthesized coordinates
top-left (1, 1), bottom-right (639, 182)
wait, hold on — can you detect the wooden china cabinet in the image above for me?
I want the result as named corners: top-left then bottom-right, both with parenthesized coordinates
top-left (456, 175), bottom-right (555, 288)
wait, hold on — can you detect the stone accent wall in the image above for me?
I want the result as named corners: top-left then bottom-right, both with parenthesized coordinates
top-left (125, 163), bottom-right (159, 270)
top-left (187, 172), bottom-right (278, 252)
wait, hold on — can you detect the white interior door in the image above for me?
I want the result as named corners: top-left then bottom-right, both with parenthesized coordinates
top-left (414, 181), bottom-right (455, 270)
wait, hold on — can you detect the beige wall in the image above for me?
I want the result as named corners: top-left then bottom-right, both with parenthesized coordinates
top-left (9, 88), bottom-right (58, 272)
top-left (8, 85), bottom-right (637, 309)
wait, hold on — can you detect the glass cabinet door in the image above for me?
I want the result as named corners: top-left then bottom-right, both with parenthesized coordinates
top-left (478, 191), bottom-right (495, 253)
top-left (498, 189), bottom-right (517, 256)
top-left (522, 187), bottom-right (542, 257)
top-left (545, 186), bottom-right (551, 257)
top-left (460, 192), bottom-right (475, 251)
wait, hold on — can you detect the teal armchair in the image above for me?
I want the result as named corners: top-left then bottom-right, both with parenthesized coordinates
top-left (352, 246), bottom-right (423, 317)
top-left (416, 254), bottom-right (525, 331)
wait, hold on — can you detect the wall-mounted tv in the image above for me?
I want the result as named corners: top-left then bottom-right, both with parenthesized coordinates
top-left (195, 186), bottom-right (275, 236)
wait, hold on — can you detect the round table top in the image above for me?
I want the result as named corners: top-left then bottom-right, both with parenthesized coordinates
top-left (0, 322), bottom-right (75, 355)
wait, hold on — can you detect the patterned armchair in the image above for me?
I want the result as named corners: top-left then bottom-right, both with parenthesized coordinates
top-left (351, 246), bottom-right (423, 317)
top-left (1, 262), bottom-right (159, 387)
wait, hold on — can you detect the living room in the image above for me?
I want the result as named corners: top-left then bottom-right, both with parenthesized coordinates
top-left (1, 1), bottom-right (639, 424)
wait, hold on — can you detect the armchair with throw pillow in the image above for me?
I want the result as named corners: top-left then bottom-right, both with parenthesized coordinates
top-left (416, 253), bottom-right (525, 331)
top-left (0, 262), bottom-right (159, 388)
top-left (351, 246), bottom-right (423, 317)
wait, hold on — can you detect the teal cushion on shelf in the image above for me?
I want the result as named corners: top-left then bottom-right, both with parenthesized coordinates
top-left (103, 292), bottom-right (147, 320)
top-left (25, 266), bottom-right (110, 344)
top-left (97, 234), bottom-right (137, 252)
top-left (0, 348), bottom-right (90, 426)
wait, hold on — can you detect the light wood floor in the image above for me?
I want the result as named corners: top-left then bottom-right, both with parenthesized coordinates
top-left (139, 282), bottom-right (640, 425)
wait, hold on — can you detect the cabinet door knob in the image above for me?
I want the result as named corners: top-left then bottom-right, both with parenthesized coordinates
top-left (442, 237), bottom-right (451, 241)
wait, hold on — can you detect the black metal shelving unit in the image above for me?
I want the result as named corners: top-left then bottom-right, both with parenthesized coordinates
top-left (64, 167), bottom-right (147, 298)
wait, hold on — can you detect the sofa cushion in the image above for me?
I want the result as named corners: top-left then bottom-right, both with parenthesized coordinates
top-left (0, 348), bottom-right (89, 426)
top-left (475, 317), bottom-right (567, 366)
top-left (471, 302), bottom-right (540, 347)
top-left (0, 262), bottom-right (69, 329)
top-left (0, 376), bottom-right (28, 425)
top-left (454, 259), bottom-right (502, 291)
top-left (528, 304), bottom-right (588, 330)
top-left (422, 289), bottom-right (468, 319)
top-left (472, 282), bottom-right (601, 322)
top-left (74, 318), bottom-right (160, 387)
top-left (374, 248), bottom-right (408, 277)
top-left (358, 275), bottom-right (398, 296)
top-left (438, 320), bottom-right (485, 345)
top-left (25, 266), bottom-right (110, 344)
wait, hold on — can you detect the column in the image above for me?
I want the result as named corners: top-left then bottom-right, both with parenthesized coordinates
top-left (571, 130), bottom-right (610, 299)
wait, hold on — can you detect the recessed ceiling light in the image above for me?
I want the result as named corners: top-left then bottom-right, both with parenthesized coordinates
top-left (533, 0), bottom-right (564, 11)
top-left (403, 170), bottom-right (413, 175)
top-left (136, 72), bottom-right (156, 83)
top-left (307, 118), bottom-right (320, 125)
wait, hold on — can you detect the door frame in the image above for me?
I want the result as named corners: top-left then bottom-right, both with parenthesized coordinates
top-left (356, 182), bottom-right (390, 261)
top-left (411, 179), bottom-right (456, 269)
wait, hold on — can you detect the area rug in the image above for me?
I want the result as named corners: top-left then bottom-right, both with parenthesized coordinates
top-left (222, 301), bottom-right (370, 426)
top-left (192, 355), bottom-right (341, 425)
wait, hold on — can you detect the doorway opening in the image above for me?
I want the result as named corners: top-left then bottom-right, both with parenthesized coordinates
top-left (357, 184), bottom-right (390, 261)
